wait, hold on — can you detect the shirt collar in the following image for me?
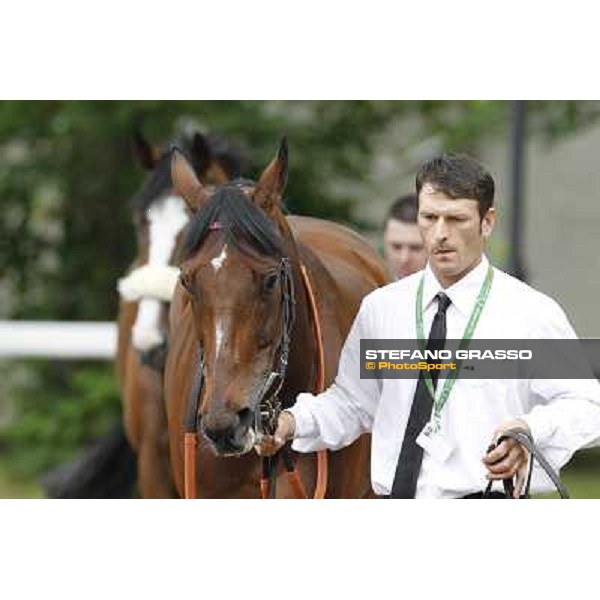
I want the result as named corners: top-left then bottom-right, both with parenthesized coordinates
top-left (422, 254), bottom-right (490, 317)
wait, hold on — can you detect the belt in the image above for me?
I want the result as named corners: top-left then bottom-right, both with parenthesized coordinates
top-left (461, 491), bottom-right (506, 499)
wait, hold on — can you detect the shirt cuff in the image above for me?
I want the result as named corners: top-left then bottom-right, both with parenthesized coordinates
top-left (520, 408), bottom-right (556, 446)
top-left (286, 399), bottom-right (319, 439)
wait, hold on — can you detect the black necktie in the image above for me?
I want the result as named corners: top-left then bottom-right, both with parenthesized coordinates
top-left (390, 292), bottom-right (452, 498)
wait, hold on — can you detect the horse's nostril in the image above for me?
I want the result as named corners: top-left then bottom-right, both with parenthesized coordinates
top-left (237, 408), bottom-right (254, 429)
top-left (203, 425), bottom-right (240, 452)
top-left (203, 427), bottom-right (220, 444)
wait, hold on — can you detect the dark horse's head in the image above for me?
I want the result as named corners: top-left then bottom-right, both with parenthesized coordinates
top-left (118, 129), bottom-right (246, 368)
top-left (172, 139), bottom-right (296, 456)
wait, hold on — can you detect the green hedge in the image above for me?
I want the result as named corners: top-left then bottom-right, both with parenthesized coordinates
top-left (0, 360), bottom-right (122, 477)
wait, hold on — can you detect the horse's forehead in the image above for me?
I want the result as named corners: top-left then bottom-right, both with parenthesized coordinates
top-left (136, 191), bottom-right (176, 226)
top-left (137, 182), bottom-right (219, 225)
top-left (189, 241), bottom-right (278, 279)
top-left (210, 244), bottom-right (229, 272)
top-left (147, 195), bottom-right (186, 221)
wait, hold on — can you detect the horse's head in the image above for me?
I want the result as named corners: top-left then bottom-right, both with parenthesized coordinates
top-left (172, 139), bottom-right (297, 456)
top-left (118, 129), bottom-right (245, 368)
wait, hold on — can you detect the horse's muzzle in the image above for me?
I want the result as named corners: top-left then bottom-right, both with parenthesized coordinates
top-left (202, 407), bottom-right (255, 456)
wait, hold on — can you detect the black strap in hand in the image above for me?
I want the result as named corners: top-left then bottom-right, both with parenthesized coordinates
top-left (484, 428), bottom-right (569, 499)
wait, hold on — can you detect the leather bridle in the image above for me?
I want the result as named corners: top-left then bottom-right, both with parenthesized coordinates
top-left (254, 257), bottom-right (296, 439)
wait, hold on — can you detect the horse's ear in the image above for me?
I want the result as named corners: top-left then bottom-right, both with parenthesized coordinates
top-left (190, 132), bottom-right (230, 185)
top-left (254, 137), bottom-right (288, 214)
top-left (133, 129), bottom-right (160, 171)
top-left (171, 147), bottom-right (208, 212)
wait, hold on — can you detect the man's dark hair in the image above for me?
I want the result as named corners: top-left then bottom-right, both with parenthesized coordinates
top-left (416, 153), bottom-right (495, 218)
top-left (384, 193), bottom-right (418, 228)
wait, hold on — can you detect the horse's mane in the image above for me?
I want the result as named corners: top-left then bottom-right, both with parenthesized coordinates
top-left (185, 182), bottom-right (285, 259)
top-left (132, 133), bottom-right (247, 215)
top-left (132, 151), bottom-right (173, 214)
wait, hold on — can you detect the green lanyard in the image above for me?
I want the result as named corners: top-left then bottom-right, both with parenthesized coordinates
top-left (416, 264), bottom-right (494, 431)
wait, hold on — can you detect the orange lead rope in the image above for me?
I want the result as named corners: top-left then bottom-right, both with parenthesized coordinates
top-left (184, 432), bottom-right (198, 499)
top-left (299, 264), bottom-right (328, 500)
top-left (259, 263), bottom-right (328, 499)
top-left (259, 263), bottom-right (329, 499)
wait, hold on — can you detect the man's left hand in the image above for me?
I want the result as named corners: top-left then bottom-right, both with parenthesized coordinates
top-left (482, 418), bottom-right (531, 499)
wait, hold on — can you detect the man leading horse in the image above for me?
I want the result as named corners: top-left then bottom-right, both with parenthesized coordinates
top-left (258, 153), bottom-right (600, 498)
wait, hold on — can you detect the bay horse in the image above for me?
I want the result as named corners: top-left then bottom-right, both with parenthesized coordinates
top-left (116, 129), bottom-right (246, 497)
top-left (164, 139), bottom-right (389, 498)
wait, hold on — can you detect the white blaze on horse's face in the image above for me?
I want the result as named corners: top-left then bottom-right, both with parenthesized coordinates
top-left (211, 244), bottom-right (228, 358)
top-left (210, 244), bottom-right (228, 272)
top-left (132, 195), bottom-right (189, 352)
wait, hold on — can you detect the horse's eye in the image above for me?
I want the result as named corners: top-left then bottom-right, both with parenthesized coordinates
top-left (263, 272), bottom-right (279, 294)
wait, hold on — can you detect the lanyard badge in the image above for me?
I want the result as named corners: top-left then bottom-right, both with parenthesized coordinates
top-left (415, 265), bottom-right (494, 435)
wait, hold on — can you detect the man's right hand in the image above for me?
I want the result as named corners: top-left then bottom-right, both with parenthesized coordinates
top-left (254, 410), bottom-right (296, 456)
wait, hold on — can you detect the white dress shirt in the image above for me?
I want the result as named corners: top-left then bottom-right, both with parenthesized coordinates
top-left (288, 255), bottom-right (600, 498)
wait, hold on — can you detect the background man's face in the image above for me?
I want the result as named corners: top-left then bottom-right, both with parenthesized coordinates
top-left (418, 184), bottom-right (495, 285)
top-left (383, 218), bottom-right (427, 279)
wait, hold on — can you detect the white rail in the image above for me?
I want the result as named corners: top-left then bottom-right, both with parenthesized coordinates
top-left (0, 321), bottom-right (117, 359)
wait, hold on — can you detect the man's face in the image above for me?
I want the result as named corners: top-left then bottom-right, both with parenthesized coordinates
top-left (383, 218), bottom-right (427, 279)
top-left (418, 183), bottom-right (495, 286)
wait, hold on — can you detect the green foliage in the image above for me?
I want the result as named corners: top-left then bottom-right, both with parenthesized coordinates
top-left (0, 361), bottom-right (121, 477)
top-left (529, 100), bottom-right (600, 141)
top-left (534, 448), bottom-right (600, 499)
